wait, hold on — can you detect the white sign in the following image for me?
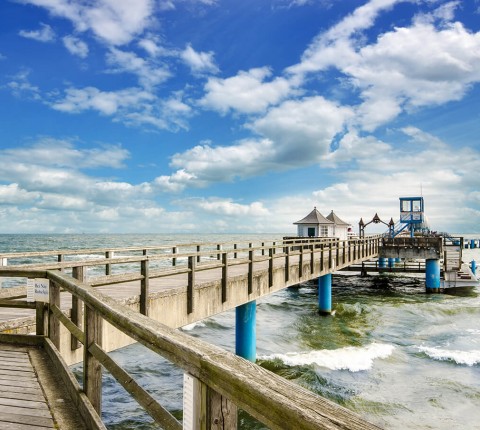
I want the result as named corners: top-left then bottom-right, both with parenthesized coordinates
top-left (34, 278), bottom-right (50, 303)
top-left (27, 278), bottom-right (35, 302)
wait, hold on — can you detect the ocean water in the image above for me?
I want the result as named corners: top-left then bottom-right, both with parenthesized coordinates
top-left (1, 234), bottom-right (480, 429)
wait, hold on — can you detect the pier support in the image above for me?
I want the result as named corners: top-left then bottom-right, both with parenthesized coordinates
top-left (378, 258), bottom-right (387, 269)
top-left (471, 260), bottom-right (476, 276)
top-left (425, 259), bottom-right (441, 293)
top-left (388, 258), bottom-right (395, 268)
top-left (318, 274), bottom-right (332, 315)
top-left (235, 301), bottom-right (256, 361)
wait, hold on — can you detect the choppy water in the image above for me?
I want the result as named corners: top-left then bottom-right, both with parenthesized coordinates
top-left (1, 234), bottom-right (480, 429)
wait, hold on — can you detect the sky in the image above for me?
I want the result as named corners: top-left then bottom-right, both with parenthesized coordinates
top-left (0, 0), bottom-right (479, 235)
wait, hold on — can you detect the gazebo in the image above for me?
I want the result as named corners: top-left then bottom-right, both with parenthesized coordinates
top-left (326, 210), bottom-right (350, 240)
top-left (294, 208), bottom-right (350, 239)
top-left (293, 207), bottom-right (334, 238)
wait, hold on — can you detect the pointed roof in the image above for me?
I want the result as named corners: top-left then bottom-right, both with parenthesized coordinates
top-left (326, 210), bottom-right (349, 226)
top-left (294, 207), bottom-right (333, 225)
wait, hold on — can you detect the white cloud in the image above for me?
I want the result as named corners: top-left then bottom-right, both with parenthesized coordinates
top-left (7, 70), bottom-right (41, 100)
top-left (20, 0), bottom-right (155, 45)
top-left (251, 96), bottom-right (354, 166)
top-left (287, 0), bottom-right (480, 131)
top-left (179, 197), bottom-right (269, 217)
top-left (106, 48), bottom-right (171, 88)
top-left (51, 86), bottom-right (155, 115)
top-left (19, 23), bottom-right (55, 42)
top-left (200, 67), bottom-right (297, 114)
top-left (63, 35), bottom-right (89, 58)
top-left (180, 44), bottom-right (219, 75)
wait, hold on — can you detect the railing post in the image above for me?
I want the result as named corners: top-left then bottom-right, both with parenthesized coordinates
top-left (320, 245), bottom-right (324, 272)
top-left (188, 256), bottom-right (195, 314)
top-left (328, 243), bottom-right (333, 270)
top-left (48, 280), bottom-right (61, 349)
top-left (57, 254), bottom-right (64, 272)
top-left (222, 253), bottom-right (228, 303)
top-left (248, 249), bottom-right (254, 295)
top-left (217, 244), bottom-right (222, 260)
top-left (261, 242), bottom-right (265, 256)
top-left (172, 246), bottom-right (177, 266)
top-left (268, 248), bottom-right (274, 288)
top-left (233, 243), bottom-right (238, 259)
top-left (183, 374), bottom-right (237, 430)
top-left (196, 245), bottom-right (201, 263)
top-left (71, 266), bottom-right (85, 350)
top-left (285, 246), bottom-right (290, 282)
top-left (140, 259), bottom-right (149, 316)
top-left (35, 301), bottom-right (47, 336)
top-left (310, 244), bottom-right (314, 274)
top-left (105, 251), bottom-right (113, 275)
top-left (342, 241), bottom-right (346, 265)
top-left (84, 305), bottom-right (103, 414)
top-left (299, 246), bottom-right (304, 278)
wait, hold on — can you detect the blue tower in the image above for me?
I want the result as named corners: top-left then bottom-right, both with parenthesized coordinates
top-left (399, 197), bottom-right (426, 237)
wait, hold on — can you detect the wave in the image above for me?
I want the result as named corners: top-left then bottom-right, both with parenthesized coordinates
top-left (180, 321), bottom-right (207, 331)
top-left (259, 342), bottom-right (395, 372)
top-left (417, 346), bottom-right (480, 366)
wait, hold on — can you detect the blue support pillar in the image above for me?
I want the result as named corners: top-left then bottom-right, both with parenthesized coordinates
top-left (471, 239), bottom-right (476, 249)
top-left (471, 260), bottom-right (476, 276)
top-left (426, 259), bottom-right (441, 293)
top-left (378, 257), bottom-right (387, 268)
top-left (318, 274), bottom-right (332, 315)
top-left (235, 300), bottom-right (256, 361)
top-left (388, 258), bottom-right (395, 268)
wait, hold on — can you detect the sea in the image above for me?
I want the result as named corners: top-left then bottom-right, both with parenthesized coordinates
top-left (1, 233), bottom-right (480, 429)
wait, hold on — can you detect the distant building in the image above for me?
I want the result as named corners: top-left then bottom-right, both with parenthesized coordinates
top-left (294, 208), bottom-right (350, 240)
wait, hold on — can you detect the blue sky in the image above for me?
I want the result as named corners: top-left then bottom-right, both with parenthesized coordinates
top-left (1, 0), bottom-right (479, 234)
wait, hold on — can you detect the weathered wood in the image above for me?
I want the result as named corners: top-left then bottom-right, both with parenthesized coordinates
top-left (83, 306), bottom-right (102, 414)
top-left (48, 281), bottom-right (61, 349)
top-left (89, 343), bottom-right (181, 430)
top-left (206, 387), bottom-right (237, 430)
top-left (187, 256), bottom-right (195, 314)
top-left (0, 300), bottom-right (36, 309)
top-left (140, 259), bottom-right (149, 316)
top-left (268, 249), bottom-right (274, 288)
top-left (284, 247), bottom-right (290, 282)
top-left (51, 305), bottom-right (85, 345)
top-left (47, 270), bottom-right (381, 430)
top-left (36, 302), bottom-right (47, 336)
top-left (172, 247), bottom-right (178, 266)
top-left (221, 253), bottom-right (228, 303)
top-left (71, 267), bottom-right (85, 350)
top-left (248, 250), bottom-right (254, 295)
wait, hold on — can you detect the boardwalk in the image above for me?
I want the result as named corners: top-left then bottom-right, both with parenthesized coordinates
top-left (0, 342), bottom-right (88, 430)
top-left (0, 237), bottom-right (383, 430)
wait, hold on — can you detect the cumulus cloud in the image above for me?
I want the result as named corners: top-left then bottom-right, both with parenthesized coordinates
top-left (106, 48), bottom-right (171, 89)
top-left (51, 86), bottom-right (154, 115)
top-left (19, 23), bottom-right (55, 42)
top-left (200, 67), bottom-right (297, 114)
top-left (178, 197), bottom-right (268, 216)
top-left (19, 0), bottom-right (155, 45)
top-left (63, 35), bottom-right (89, 58)
top-left (180, 44), bottom-right (219, 75)
top-left (287, 0), bottom-right (480, 131)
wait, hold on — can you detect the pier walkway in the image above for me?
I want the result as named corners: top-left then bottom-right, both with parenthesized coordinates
top-left (0, 237), bottom-right (382, 430)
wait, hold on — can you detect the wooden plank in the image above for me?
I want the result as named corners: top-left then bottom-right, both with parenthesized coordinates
top-left (84, 306), bottom-right (102, 414)
top-left (0, 385), bottom-right (43, 397)
top-left (0, 404), bottom-right (52, 419)
top-left (0, 379), bottom-right (39, 389)
top-left (0, 411), bottom-right (53, 427)
top-left (0, 389), bottom-right (44, 403)
top-left (0, 421), bottom-right (52, 430)
top-left (0, 396), bottom-right (48, 410)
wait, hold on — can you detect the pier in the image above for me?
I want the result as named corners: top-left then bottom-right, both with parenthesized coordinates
top-left (0, 237), bottom-right (382, 430)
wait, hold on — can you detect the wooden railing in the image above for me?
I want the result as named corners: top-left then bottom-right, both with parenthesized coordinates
top-left (0, 236), bottom-right (382, 319)
top-left (0, 267), bottom-right (381, 429)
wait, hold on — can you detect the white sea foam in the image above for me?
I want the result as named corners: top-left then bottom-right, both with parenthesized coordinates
top-left (418, 346), bottom-right (480, 366)
top-left (181, 321), bottom-right (206, 331)
top-left (260, 343), bottom-right (395, 372)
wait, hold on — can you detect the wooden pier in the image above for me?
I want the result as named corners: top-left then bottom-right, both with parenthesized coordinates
top-left (0, 237), bottom-right (383, 429)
